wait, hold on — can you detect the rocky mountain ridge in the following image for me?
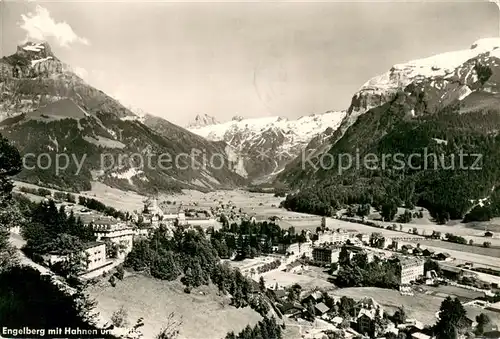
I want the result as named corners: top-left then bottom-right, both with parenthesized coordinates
top-left (188, 111), bottom-right (346, 180)
top-left (278, 37), bottom-right (500, 222)
top-left (186, 113), bottom-right (220, 129)
top-left (332, 37), bottom-right (500, 147)
top-left (0, 41), bottom-right (247, 193)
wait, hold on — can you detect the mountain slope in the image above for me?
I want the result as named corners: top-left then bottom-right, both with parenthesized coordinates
top-left (279, 38), bottom-right (500, 222)
top-left (188, 112), bottom-right (346, 180)
top-left (329, 38), bottom-right (500, 149)
top-left (0, 41), bottom-right (246, 193)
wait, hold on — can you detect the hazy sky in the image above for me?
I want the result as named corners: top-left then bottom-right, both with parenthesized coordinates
top-left (1, 0), bottom-right (498, 125)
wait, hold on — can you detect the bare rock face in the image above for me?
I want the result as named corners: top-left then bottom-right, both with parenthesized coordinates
top-left (186, 113), bottom-right (220, 129)
top-left (188, 112), bottom-right (346, 181)
top-left (331, 38), bottom-right (500, 144)
top-left (8, 42), bottom-right (65, 78)
top-left (231, 115), bottom-right (244, 122)
top-left (348, 87), bottom-right (397, 116)
top-left (0, 41), bottom-right (136, 122)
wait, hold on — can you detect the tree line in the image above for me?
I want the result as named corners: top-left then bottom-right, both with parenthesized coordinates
top-left (280, 98), bottom-right (500, 224)
top-left (78, 196), bottom-right (128, 220)
top-left (124, 226), bottom-right (272, 316)
top-left (0, 134), bottom-right (113, 337)
top-left (335, 246), bottom-right (400, 289)
top-left (223, 317), bottom-right (282, 339)
top-left (211, 219), bottom-right (307, 260)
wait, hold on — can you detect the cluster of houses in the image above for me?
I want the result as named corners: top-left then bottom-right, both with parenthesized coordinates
top-left (42, 208), bottom-right (138, 275)
top-left (139, 197), bottom-right (221, 229)
top-left (239, 222), bottom-right (427, 289)
top-left (43, 198), bottom-right (224, 277)
top-left (276, 226), bottom-right (426, 288)
top-left (274, 289), bottom-right (432, 339)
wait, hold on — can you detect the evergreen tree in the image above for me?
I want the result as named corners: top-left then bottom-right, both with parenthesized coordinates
top-left (434, 297), bottom-right (468, 339)
top-left (0, 134), bottom-right (22, 271)
top-left (475, 313), bottom-right (491, 335)
top-left (259, 276), bottom-right (266, 293)
top-left (338, 245), bottom-right (350, 267)
top-left (381, 201), bottom-right (398, 221)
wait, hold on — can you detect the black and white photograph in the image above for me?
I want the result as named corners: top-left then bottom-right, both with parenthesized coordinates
top-left (1, 1), bottom-right (500, 338)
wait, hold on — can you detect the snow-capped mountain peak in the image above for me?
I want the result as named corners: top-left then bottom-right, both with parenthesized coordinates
top-left (187, 113), bottom-right (220, 128)
top-left (188, 111), bottom-right (346, 179)
top-left (16, 41), bottom-right (55, 60)
top-left (190, 113), bottom-right (344, 145)
top-left (360, 37), bottom-right (500, 92)
top-left (333, 37), bottom-right (500, 146)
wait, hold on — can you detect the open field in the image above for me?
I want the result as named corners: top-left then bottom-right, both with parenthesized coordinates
top-left (372, 215), bottom-right (500, 247)
top-left (418, 285), bottom-right (484, 301)
top-left (79, 185), bottom-right (500, 250)
top-left (396, 240), bottom-right (500, 270)
top-left (451, 217), bottom-right (500, 234)
top-left (14, 181), bottom-right (500, 266)
top-left (161, 189), bottom-right (282, 209)
top-left (13, 181), bottom-right (147, 212)
top-left (329, 287), bottom-right (500, 326)
top-left (89, 274), bottom-right (262, 339)
top-left (409, 240), bottom-right (500, 258)
top-left (261, 269), bottom-right (335, 290)
top-left (323, 218), bottom-right (423, 239)
top-left (14, 180), bottom-right (500, 242)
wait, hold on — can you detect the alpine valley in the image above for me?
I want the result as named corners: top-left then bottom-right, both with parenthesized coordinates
top-left (279, 38), bottom-right (500, 223)
top-left (0, 41), bottom-right (346, 193)
top-left (187, 112), bottom-right (346, 181)
top-left (0, 41), bottom-right (247, 193)
top-left (5, 37), bottom-right (500, 225)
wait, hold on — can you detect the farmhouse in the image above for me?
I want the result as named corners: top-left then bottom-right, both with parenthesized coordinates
top-left (278, 302), bottom-right (304, 317)
top-left (486, 301), bottom-right (500, 313)
top-left (302, 290), bottom-right (323, 306)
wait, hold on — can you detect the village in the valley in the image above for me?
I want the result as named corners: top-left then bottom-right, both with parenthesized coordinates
top-left (8, 182), bottom-right (500, 339)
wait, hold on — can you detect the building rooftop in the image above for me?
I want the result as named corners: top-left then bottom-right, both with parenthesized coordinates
top-left (393, 256), bottom-right (423, 267)
top-left (82, 241), bottom-right (106, 249)
top-left (314, 302), bottom-right (330, 314)
top-left (280, 302), bottom-right (304, 313)
top-left (411, 332), bottom-right (431, 339)
top-left (303, 290), bottom-right (323, 301)
top-left (357, 297), bottom-right (381, 309)
top-left (357, 308), bottom-right (377, 320)
top-left (48, 241), bottom-right (105, 255)
top-left (94, 225), bottom-right (134, 232)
